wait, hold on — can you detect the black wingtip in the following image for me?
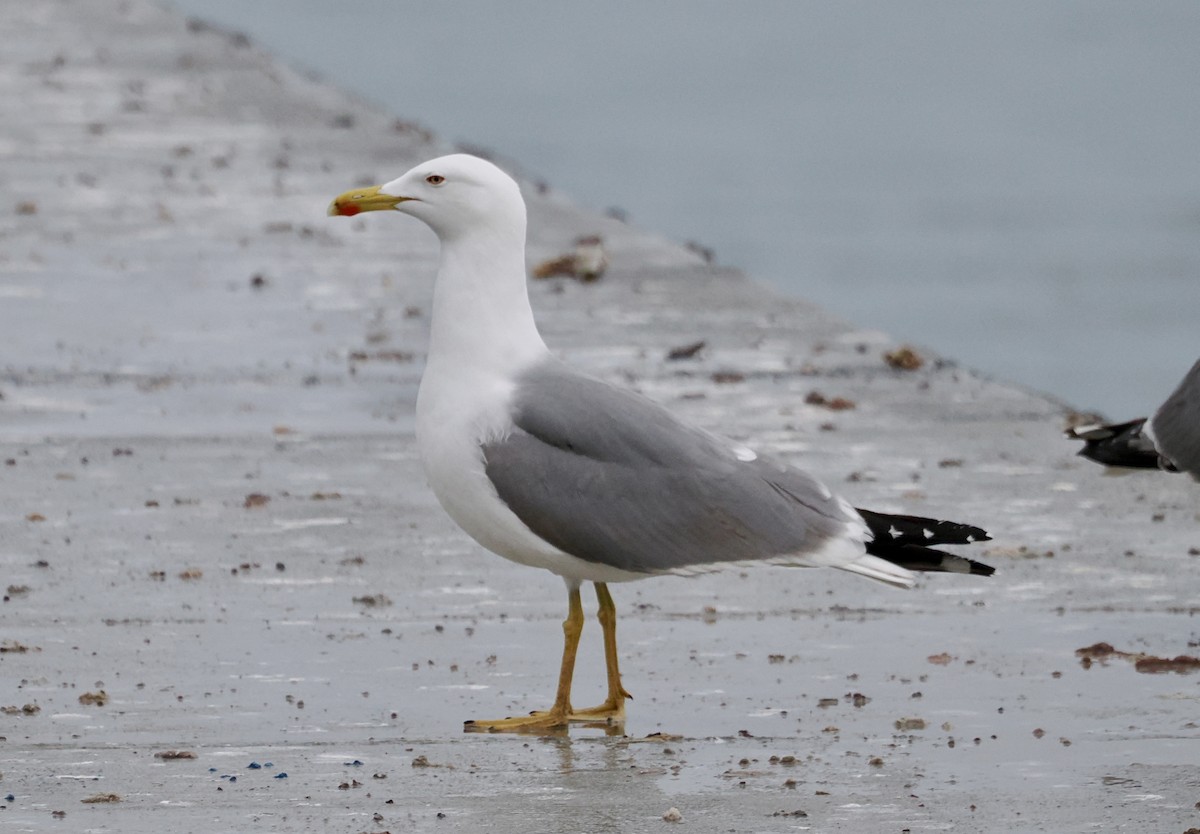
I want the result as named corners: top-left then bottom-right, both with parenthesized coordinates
top-left (857, 509), bottom-right (995, 577)
top-left (1066, 418), bottom-right (1162, 470)
top-left (856, 508), bottom-right (991, 548)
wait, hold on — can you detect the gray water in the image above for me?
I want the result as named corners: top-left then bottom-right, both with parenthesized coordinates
top-left (165, 0), bottom-right (1199, 418)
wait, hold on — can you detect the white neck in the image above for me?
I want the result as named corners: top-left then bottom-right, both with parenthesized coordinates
top-left (426, 225), bottom-right (548, 376)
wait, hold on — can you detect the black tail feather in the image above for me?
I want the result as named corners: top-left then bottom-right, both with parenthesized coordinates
top-left (856, 508), bottom-right (994, 577)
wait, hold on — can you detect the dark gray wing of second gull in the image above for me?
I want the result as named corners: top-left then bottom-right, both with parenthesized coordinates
top-left (1148, 358), bottom-right (1200, 478)
top-left (1068, 358), bottom-right (1200, 480)
top-left (483, 358), bottom-right (993, 577)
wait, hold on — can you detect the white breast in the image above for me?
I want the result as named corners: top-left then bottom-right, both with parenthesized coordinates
top-left (415, 360), bottom-right (638, 583)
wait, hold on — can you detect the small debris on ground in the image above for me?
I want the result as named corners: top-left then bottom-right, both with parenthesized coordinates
top-left (663, 807), bottom-right (683, 822)
top-left (78, 690), bottom-right (108, 706)
top-left (666, 340), bottom-right (706, 360)
top-left (1076, 642), bottom-right (1200, 674)
top-left (883, 345), bottom-right (925, 370)
top-left (1134, 655), bottom-right (1200, 674)
top-left (349, 350), bottom-right (414, 363)
top-left (531, 235), bottom-right (607, 282)
top-left (1, 704), bottom-right (40, 716)
top-left (155, 750), bottom-right (197, 760)
top-left (80, 793), bottom-right (121, 804)
top-left (805, 391), bottom-right (855, 410)
top-left (353, 594), bottom-right (392, 607)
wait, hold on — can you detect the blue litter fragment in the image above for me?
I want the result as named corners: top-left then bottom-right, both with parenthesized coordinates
top-left (4, 794), bottom-right (14, 802)
top-left (247, 762), bottom-right (262, 769)
top-left (263, 762), bottom-right (274, 768)
top-left (344, 759), bottom-right (363, 767)
top-left (273, 772), bottom-right (288, 779)
top-left (208, 767), bottom-right (217, 773)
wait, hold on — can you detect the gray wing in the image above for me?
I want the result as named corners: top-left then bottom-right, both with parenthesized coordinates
top-left (482, 358), bottom-right (860, 575)
top-left (1150, 358), bottom-right (1200, 479)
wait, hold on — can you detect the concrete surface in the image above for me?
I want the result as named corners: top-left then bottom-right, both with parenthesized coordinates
top-left (2, 2), bottom-right (1198, 832)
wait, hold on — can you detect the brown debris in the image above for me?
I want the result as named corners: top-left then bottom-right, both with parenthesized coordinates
top-left (711, 371), bottom-right (746, 384)
top-left (1, 703), bottom-right (40, 716)
top-left (531, 254), bottom-right (576, 279)
top-left (1076, 642), bottom-right (1200, 674)
top-left (531, 235), bottom-right (608, 282)
top-left (243, 493), bottom-right (270, 508)
top-left (81, 793), bottom-right (121, 804)
top-left (883, 345), bottom-right (925, 371)
top-left (1134, 655), bottom-right (1200, 674)
top-left (78, 690), bottom-right (108, 706)
top-left (154, 750), bottom-right (197, 760)
top-left (804, 391), bottom-right (855, 410)
top-left (1076, 642), bottom-right (1121, 661)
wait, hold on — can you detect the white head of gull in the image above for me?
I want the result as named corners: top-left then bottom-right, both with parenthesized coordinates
top-left (329, 153), bottom-right (993, 733)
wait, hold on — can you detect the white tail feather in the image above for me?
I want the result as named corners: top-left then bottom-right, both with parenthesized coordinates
top-left (839, 554), bottom-right (916, 589)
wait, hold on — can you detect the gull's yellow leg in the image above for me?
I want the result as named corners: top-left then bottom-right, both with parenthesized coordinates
top-left (464, 585), bottom-right (584, 733)
top-left (569, 582), bottom-right (632, 722)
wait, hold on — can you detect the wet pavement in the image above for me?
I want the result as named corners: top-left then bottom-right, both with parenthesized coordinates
top-left (2, 2), bottom-right (1198, 832)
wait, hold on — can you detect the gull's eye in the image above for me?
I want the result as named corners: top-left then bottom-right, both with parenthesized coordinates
top-left (425, 174), bottom-right (445, 186)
